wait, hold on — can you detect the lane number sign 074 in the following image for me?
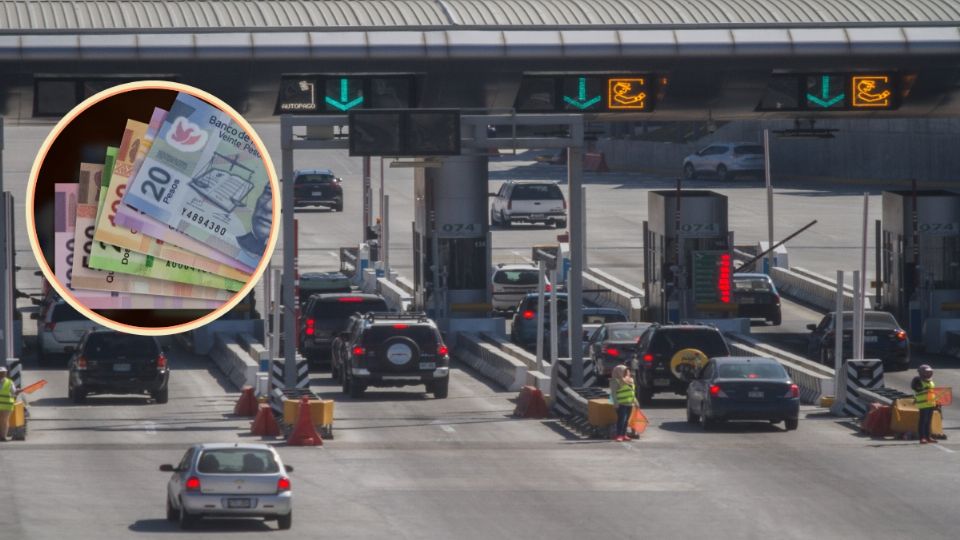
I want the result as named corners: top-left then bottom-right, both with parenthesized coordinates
top-left (439, 223), bottom-right (481, 237)
top-left (918, 222), bottom-right (959, 235)
top-left (677, 223), bottom-right (719, 237)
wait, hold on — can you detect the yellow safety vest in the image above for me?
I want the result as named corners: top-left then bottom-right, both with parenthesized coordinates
top-left (615, 382), bottom-right (636, 405)
top-left (0, 378), bottom-right (14, 411)
top-left (914, 380), bottom-right (936, 410)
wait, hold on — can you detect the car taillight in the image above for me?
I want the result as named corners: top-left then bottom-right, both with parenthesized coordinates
top-left (895, 330), bottom-right (907, 341)
top-left (522, 310), bottom-right (535, 320)
top-left (76, 356), bottom-right (87, 370)
top-left (642, 353), bottom-right (654, 363)
top-left (352, 346), bottom-right (365, 356)
top-left (785, 384), bottom-right (800, 398)
top-left (277, 477), bottom-right (291, 492)
top-left (773, 294), bottom-right (781, 304)
top-left (605, 347), bottom-right (620, 357)
top-left (305, 318), bottom-right (315, 336)
top-left (545, 284), bottom-right (552, 292)
top-left (185, 476), bottom-right (201, 492)
top-left (438, 344), bottom-right (449, 356)
top-left (393, 324), bottom-right (409, 329)
top-left (157, 354), bottom-right (167, 369)
top-left (338, 297), bottom-right (363, 303)
top-left (709, 384), bottom-right (727, 397)
top-left (44, 322), bottom-right (56, 332)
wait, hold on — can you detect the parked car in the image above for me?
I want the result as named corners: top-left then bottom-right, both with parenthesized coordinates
top-left (491, 264), bottom-right (548, 312)
top-left (293, 168), bottom-right (343, 211)
top-left (299, 293), bottom-right (389, 366)
top-left (510, 293), bottom-right (568, 349)
top-left (682, 142), bottom-right (764, 181)
top-left (633, 324), bottom-right (731, 405)
top-left (732, 273), bottom-right (782, 325)
top-left (587, 322), bottom-right (653, 380)
top-left (806, 310), bottom-right (911, 371)
top-left (36, 300), bottom-right (105, 364)
top-left (490, 180), bottom-right (567, 228)
top-left (337, 312), bottom-right (450, 398)
top-left (68, 330), bottom-right (170, 403)
top-left (686, 356), bottom-right (800, 430)
top-left (160, 443), bottom-right (293, 530)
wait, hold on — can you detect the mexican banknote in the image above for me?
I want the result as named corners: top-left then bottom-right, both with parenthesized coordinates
top-left (55, 182), bottom-right (221, 310)
top-left (121, 92), bottom-right (273, 270)
top-left (92, 115), bottom-right (250, 284)
top-left (112, 108), bottom-right (255, 274)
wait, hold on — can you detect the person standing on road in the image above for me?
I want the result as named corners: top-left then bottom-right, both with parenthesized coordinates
top-left (610, 364), bottom-right (638, 442)
top-left (0, 365), bottom-right (20, 442)
top-left (911, 364), bottom-right (938, 444)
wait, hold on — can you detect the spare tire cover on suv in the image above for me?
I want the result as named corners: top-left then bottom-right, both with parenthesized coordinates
top-left (670, 348), bottom-right (708, 379)
top-left (379, 336), bottom-right (421, 371)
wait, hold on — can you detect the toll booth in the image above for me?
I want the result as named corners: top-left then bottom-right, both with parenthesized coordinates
top-left (643, 190), bottom-right (731, 323)
top-left (412, 153), bottom-right (491, 328)
top-left (880, 190), bottom-right (960, 344)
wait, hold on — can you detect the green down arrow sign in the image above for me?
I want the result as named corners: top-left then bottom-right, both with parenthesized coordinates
top-left (562, 77), bottom-right (602, 110)
top-left (325, 78), bottom-right (364, 111)
top-left (806, 75), bottom-right (845, 109)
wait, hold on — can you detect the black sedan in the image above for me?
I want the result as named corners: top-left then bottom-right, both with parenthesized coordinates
top-left (806, 311), bottom-right (910, 371)
top-left (586, 322), bottom-right (652, 380)
top-left (686, 356), bottom-right (799, 430)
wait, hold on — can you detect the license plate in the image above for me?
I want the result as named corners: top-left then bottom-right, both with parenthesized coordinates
top-left (748, 391), bottom-right (764, 398)
top-left (312, 191), bottom-right (325, 196)
top-left (530, 214), bottom-right (544, 219)
top-left (654, 378), bottom-right (671, 387)
top-left (740, 298), bottom-right (755, 304)
top-left (227, 498), bottom-right (251, 509)
top-left (113, 363), bottom-right (131, 372)
top-left (382, 375), bottom-right (418, 381)
top-left (864, 336), bottom-right (877, 343)
top-left (419, 362), bottom-right (436, 370)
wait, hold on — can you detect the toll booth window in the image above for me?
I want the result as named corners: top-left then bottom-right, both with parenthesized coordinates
top-left (446, 238), bottom-right (486, 290)
top-left (732, 278), bottom-right (773, 292)
top-left (511, 184), bottom-right (564, 200)
top-left (35, 79), bottom-right (78, 116)
top-left (733, 145), bottom-right (763, 156)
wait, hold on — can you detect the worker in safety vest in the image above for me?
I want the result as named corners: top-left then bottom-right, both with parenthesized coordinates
top-left (911, 364), bottom-right (938, 444)
top-left (0, 365), bottom-right (20, 442)
top-left (610, 364), bottom-right (639, 442)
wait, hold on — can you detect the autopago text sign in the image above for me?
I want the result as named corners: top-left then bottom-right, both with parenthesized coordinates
top-left (275, 75), bottom-right (418, 114)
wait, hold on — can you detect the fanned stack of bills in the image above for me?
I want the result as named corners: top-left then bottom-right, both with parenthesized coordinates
top-left (54, 93), bottom-right (272, 310)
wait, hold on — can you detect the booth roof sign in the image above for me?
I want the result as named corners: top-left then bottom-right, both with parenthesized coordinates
top-left (516, 74), bottom-right (657, 113)
top-left (758, 72), bottom-right (899, 112)
top-left (275, 75), bottom-right (417, 114)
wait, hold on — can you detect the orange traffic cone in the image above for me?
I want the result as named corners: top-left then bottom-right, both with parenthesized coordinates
top-left (251, 403), bottom-right (281, 437)
top-left (233, 386), bottom-right (258, 417)
top-left (286, 396), bottom-right (323, 446)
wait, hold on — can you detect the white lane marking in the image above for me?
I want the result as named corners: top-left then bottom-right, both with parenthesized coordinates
top-left (935, 444), bottom-right (955, 454)
top-left (142, 421), bottom-right (157, 435)
top-left (439, 425), bottom-right (456, 433)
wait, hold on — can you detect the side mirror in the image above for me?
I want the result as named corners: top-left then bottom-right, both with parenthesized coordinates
top-left (285, 465), bottom-right (294, 473)
top-left (159, 464), bottom-right (176, 472)
top-left (806, 323), bottom-right (817, 331)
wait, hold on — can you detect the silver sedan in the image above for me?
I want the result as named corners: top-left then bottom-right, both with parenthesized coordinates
top-left (160, 443), bottom-right (293, 530)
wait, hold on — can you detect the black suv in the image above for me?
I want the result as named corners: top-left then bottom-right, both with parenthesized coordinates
top-left (299, 293), bottom-right (389, 365)
top-left (68, 330), bottom-right (170, 403)
top-left (293, 168), bottom-right (343, 211)
top-left (632, 324), bottom-right (731, 405)
top-left (337, 312), bottom-right (450, 399)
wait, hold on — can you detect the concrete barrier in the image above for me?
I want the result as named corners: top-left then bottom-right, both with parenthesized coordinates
top-left (583, 268), bottom-right (644, 321)
top-left (455, 332), bottom-right (527, 391)
top-left (212, 333), bottom-right (260, 390)
top-left (396, 276), bottom-right (415, 296)
top-left (770, 267), bottom-right (871, 313)
top-left (377, 277), bottom-right (413, 312)
top-left (727, 334), bottom-right (834, 405)
top-left (237, 333), bottom-right (270, 371)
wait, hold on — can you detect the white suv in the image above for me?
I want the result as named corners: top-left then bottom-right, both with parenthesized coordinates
top-left (491, 264), bottom-right (551, 312)
top-left (37, 300), bottom-right (104, 363)
top-left (682, 142), bottom-right (764, 181)
top-left (490, 181), bottom-right (566, 228)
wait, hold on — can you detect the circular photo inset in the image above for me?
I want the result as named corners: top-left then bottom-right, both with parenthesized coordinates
top-left (26, 81), bottom-right (280, 335)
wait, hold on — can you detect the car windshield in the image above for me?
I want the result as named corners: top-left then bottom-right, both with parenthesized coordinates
top-left (296, 173), bottom-right (336, 184)
top-left (494, 270), bottom-right (539, 285)
top-left (83, 333), bottom-right (159, 360)
top-left (838, 312), bottom-right (899, 329)
top-left (733, 278), bottom-right (773, 292)
top-left (584, 312), bottom-right (626, 324)
top-left (718, 362), bottom-right (787, 380)
top-left (52, 303), bottom-right (86, 322)
top-left (363, 325), bottom-right (438, 349)
top-left (734, 145), bottom-right (763, 155)
top-left (522, 297), bottom-right (568, 312)
top-left (609, 327), bottom-right (647, 340)
top-left (511, 184), bottom-right (563, 200)
top-left (197, 449), bottom-right (279, 474)
top-left (312, 299), bottom-right (388, 319)
top-left (649, 330), bottom-right (729, 357)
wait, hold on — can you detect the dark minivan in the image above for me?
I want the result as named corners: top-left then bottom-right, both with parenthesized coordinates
top-left (299, 293), bottom-right (390, 365)
top-left (68, 330), bottom-right (170, 403)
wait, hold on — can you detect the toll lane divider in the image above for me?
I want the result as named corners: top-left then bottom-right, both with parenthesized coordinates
top-left (455, 332), bottom-right (530, 392)
top-left (478, 332), bottom-right (553, 393)
top-left (727, 333), bottom-right (833, 405)
top-left (210, 333), bottom-right (260, 390)
top-left (583, 267), bottom-right (644, 321)
top-left (376, 277), bottom-right (413, 312)
top-left (770, 266), bottom-right (872, 313)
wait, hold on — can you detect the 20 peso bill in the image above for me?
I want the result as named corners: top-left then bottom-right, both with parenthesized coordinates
top-left (121, 92), bottom-right (273, 270)
top-left (92, 114), bottom-right (250, 284)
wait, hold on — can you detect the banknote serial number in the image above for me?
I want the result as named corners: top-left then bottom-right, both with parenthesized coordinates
top-left (181, 208), bottom-right (227, 236)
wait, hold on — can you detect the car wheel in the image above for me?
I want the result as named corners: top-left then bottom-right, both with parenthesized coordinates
top-left (555, 220), bottom-right (567, 229)
top-left (348, 377), bottom-right (365, 398)
top-left (166, 496), bottom-right (178, 522)
top-left (769, 311), bottom-right (782, 326)
top-left (333, 199), bottom-right (343, 212)
top-left (819, 348), bottom-right (830, 366)
top-left (330, 359), bottom-right (340, 380)
top-left (429, 377), bottom-right (449, 399)
top-left (683, 163), bottom-right (697, 180)
top-left (152, 387), bottom-right (169, 405)
top-left (686, 403), bottom-right (698, 424)
top-left (699, 407), bottom-right (714, 430)
top-left (178, 499), bottom-right (198, 529)
top-left (785, 418), bottom-right (799, 431)
top-left (341, 369), bottom-right (350, 394)
top-left (277, 511), bottom-right (292, 530)
top-left (717, 164), bottom-right (732, 181)
top-left (71, 386), bottom-right (86, 404)
top-left (499, 211), bottom-right (511, 228)
top-left (636, 385), bottom-right (653, 406)
top-left (490, 208), bottom-right (501, 226)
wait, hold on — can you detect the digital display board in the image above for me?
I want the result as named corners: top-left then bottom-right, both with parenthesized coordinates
top-left (758, 73), bottom-right (898, 112)
top-left (349, 109), bottom-right (460, 157)
top-left (515, 74), bottom-right (660, 113)
top-left (275, 75), bottom-right (418, 114)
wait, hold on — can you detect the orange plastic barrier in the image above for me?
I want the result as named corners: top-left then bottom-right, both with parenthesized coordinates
top-left (251, 403), bottom-right (281, 437)
top-left (233, 386), bottom-right (258, 417)
top-left (287, 397), bottom-right (323, 446)
top-left (513, 386), bottom-right (548, 419)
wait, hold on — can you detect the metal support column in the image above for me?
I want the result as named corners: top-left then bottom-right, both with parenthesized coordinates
top-left (0, 118), bottom-right (9, 359)
top-left (280, 116), bottom-right (297, 388)
top-left (362, 156), bottom-right (372, 241)
top-left (535, 262), bottom-right (546, 372)
top-left (567, 139), bottom-right (585, 386)
top-left (383, 195), bottom-right (390, 277)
